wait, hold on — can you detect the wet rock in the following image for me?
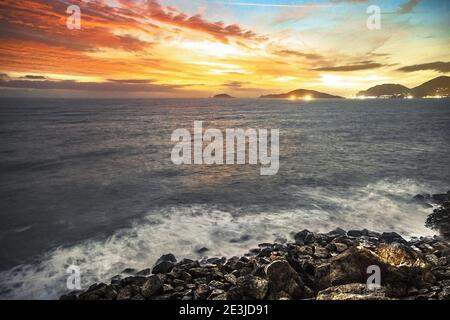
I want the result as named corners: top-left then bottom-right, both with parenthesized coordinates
top-left (265, 260), bottom-right (304, 299)
top-left (141, 275), bottom-right (163, 298)
top-left (116, 285), bottom-right (139, 300)
top-left (334, 243), bottom-right (348, 253)
top-left (194, 284), bottom-right (210, 300)
top-left (152, 254), bottom-right (177, 274)
top-left (136, 268), bottom-right (151, 276)
top-left (328, 228), bottom-right (347, 236)
top-left (317, 283), bottom-right (389, 300)
top-left (119, 276), bottom-right (147, 287)
top-left (294, 229), bottom-right (315, 245)
top-left (196, 247), bottom-right (209, 255)
top-left (347, 230), bottom-right (365, 237)
top-left (314, 246), bottom-right (331, 259)
top-left (235, 275), bottom-right (268, 300)
top-left (380, 232), bottom-right (407, 244)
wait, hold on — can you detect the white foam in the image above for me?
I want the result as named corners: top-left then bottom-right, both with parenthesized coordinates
top-left (0, 178), bottom-right (437, 299)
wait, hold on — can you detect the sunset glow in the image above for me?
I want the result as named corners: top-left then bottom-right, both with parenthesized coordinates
top-left (0, 0), bottom-right (449, 98)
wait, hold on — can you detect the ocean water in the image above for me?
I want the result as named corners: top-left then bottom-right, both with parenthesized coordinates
top-left (0, 97), bottom-right (449, 299)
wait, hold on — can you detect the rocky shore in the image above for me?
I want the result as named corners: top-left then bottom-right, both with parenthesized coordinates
top-left (61, 192), bottom-right (450, 301)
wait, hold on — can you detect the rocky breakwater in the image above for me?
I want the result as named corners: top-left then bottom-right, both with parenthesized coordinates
top-left (61, 227), bottom-right (450, 300)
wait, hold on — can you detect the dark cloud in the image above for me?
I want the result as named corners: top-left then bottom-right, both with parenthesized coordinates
top-left (397, 61), bottom-right (450, 73)
top-left (21, 75), bottom-right (46, 80)
top-left (222, 81), bottom-right (250, 88)
top-left (397, 0), bottom-right (420, 14)
top-left (0, 78), bottom-right (185, 92)
top-left (273, 50), bottom-right (323, 61)
top-left (313, 62), bottom-right (384, 72)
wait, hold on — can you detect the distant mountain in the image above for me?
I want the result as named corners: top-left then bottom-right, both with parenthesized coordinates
top-left (357, 76), bottom-right (450, 98)
top-left (411, 76), bottom-right (450, 98)
top-left (357, 84), bottom-right (411, 97)
top-left (213, 93), bottom-right (234, 98)
top-left (260, 89), bottom-right (343, 99)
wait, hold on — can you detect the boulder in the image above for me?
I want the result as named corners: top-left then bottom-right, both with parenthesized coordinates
top-left (294, 229), bottom-right (315, 245)
top-left (152, 253), bottom-right (177, 274)
top-left (235, 275), bottom-right (268, 299)
top-left (317, 283), bottom-right (389, 300)
top-left (141, 275), bottom-right (163, 298)
top-left (265, 260), bottom-right (304, 299)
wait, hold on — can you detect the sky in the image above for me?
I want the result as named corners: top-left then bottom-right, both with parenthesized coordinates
top-left (0, 0), bottom-right (449, 98)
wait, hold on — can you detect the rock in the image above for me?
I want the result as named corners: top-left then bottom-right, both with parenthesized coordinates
top-left (329, 247), bottom-right (380, 286)
top-left (317, 283), bottom-right (389, 300)
top-left (294, 229), bottom-right (315, 245)
top-left (314, 246), bottom-right (331, 259)
top-left (224, 273), bottom-right (237, 286)
top-left (209, 280), bottom-right (227, 290)
top-left (196, 247), bottom-right (209, 254)
top-left (334, 243), bottom-right (348, 253)
top-left (380, 232), bottom-right (407, 244)
top-left (194, 284), bottom-right (210, 300)
top-left (432, 193), bottom-right (449, 204)
top-left (136, 268), bottom-right (151, 276)
top-left (347, 230), bottom-right (365, 237)
top-left (116, 285), bottom-right (139, 300)
top-left (152, 254), bottom-right (177, 274)
top-left (235, 275), bottom-right (268, 299)
top-left (438, 286), bottom-right (450, 299)
top-left (425, 254), bottom-right (439, 266)
top-left (119, 276), bottom-right (147, 287)
top-left (121, 268), bottom-right (137, 275)
top-left (328, 228), bottom-right (347, 236)
top-left (314, 263), bottom-right (331, 291)
top-left (141, 275), bottom-right (163, 298)
top-left (265, 260), bottom-right (304, 299)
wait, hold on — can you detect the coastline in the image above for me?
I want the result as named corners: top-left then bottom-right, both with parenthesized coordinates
top-left (60, 193), bottom-right (450, 301)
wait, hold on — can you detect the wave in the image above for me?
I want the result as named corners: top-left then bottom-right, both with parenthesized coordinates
top-left (0, 178), bottom-right (438, 299)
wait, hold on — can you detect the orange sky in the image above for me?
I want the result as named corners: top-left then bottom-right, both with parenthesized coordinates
top-left (0, 0), bottom-right (449, 97)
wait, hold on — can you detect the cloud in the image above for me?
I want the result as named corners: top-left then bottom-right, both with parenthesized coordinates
top-left (397, 0), bottom-right (420, 14)
top-left (274, 50), bottom-right (323, 61)
top-left (0, 77), bottom-right (185, 92)
top-left (313, 62), bottom-right (384, 72)
top-left (21, 75), bottom-right (46, 80)
top-left (397, 61), bottom-right (450, 73)
top-left (222, 81), bottom-right (250, 88)
top-left (142, 0), bottom-right (266, 43)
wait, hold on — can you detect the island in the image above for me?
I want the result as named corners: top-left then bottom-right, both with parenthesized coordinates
top-left (260, 89), bottom-right (343, 99)
top-left (213, 93), bottom-right (234, 99)
top-left (357, 76), bottom-right (450, 98)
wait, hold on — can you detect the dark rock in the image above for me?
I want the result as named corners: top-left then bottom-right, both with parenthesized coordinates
top-left (265, 260), bottom-right (304, 299)
top-left (328, 228), bottom-right (347, 236)
top-left (136, 268), bottom-right (151, 276)
top-left (119, 276), bottom-right (147, 287)
top-left (196, 247), bottom-right (209, 254)
top-left (347, 230), bottom-right (365, 237)
top-left (294, 229), bottom-right (315, 245)
top-left (141, 275), bottom-right (163, 298)
top-left (152, 254), bottom-right (177, 274)
top-left (194, 284), bottom-right (210, 300)
top-left (121, 268), bottom-right (137, 275)
top-left (235, 275), bottom-right (268, 299)
top-left (380, 232), bottom-right (407, 244)
top-left (116, 285), bottom-right (139, 300)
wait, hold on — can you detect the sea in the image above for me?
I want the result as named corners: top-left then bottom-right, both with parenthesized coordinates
top-left (0, 97), bottom-right (449, 299)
